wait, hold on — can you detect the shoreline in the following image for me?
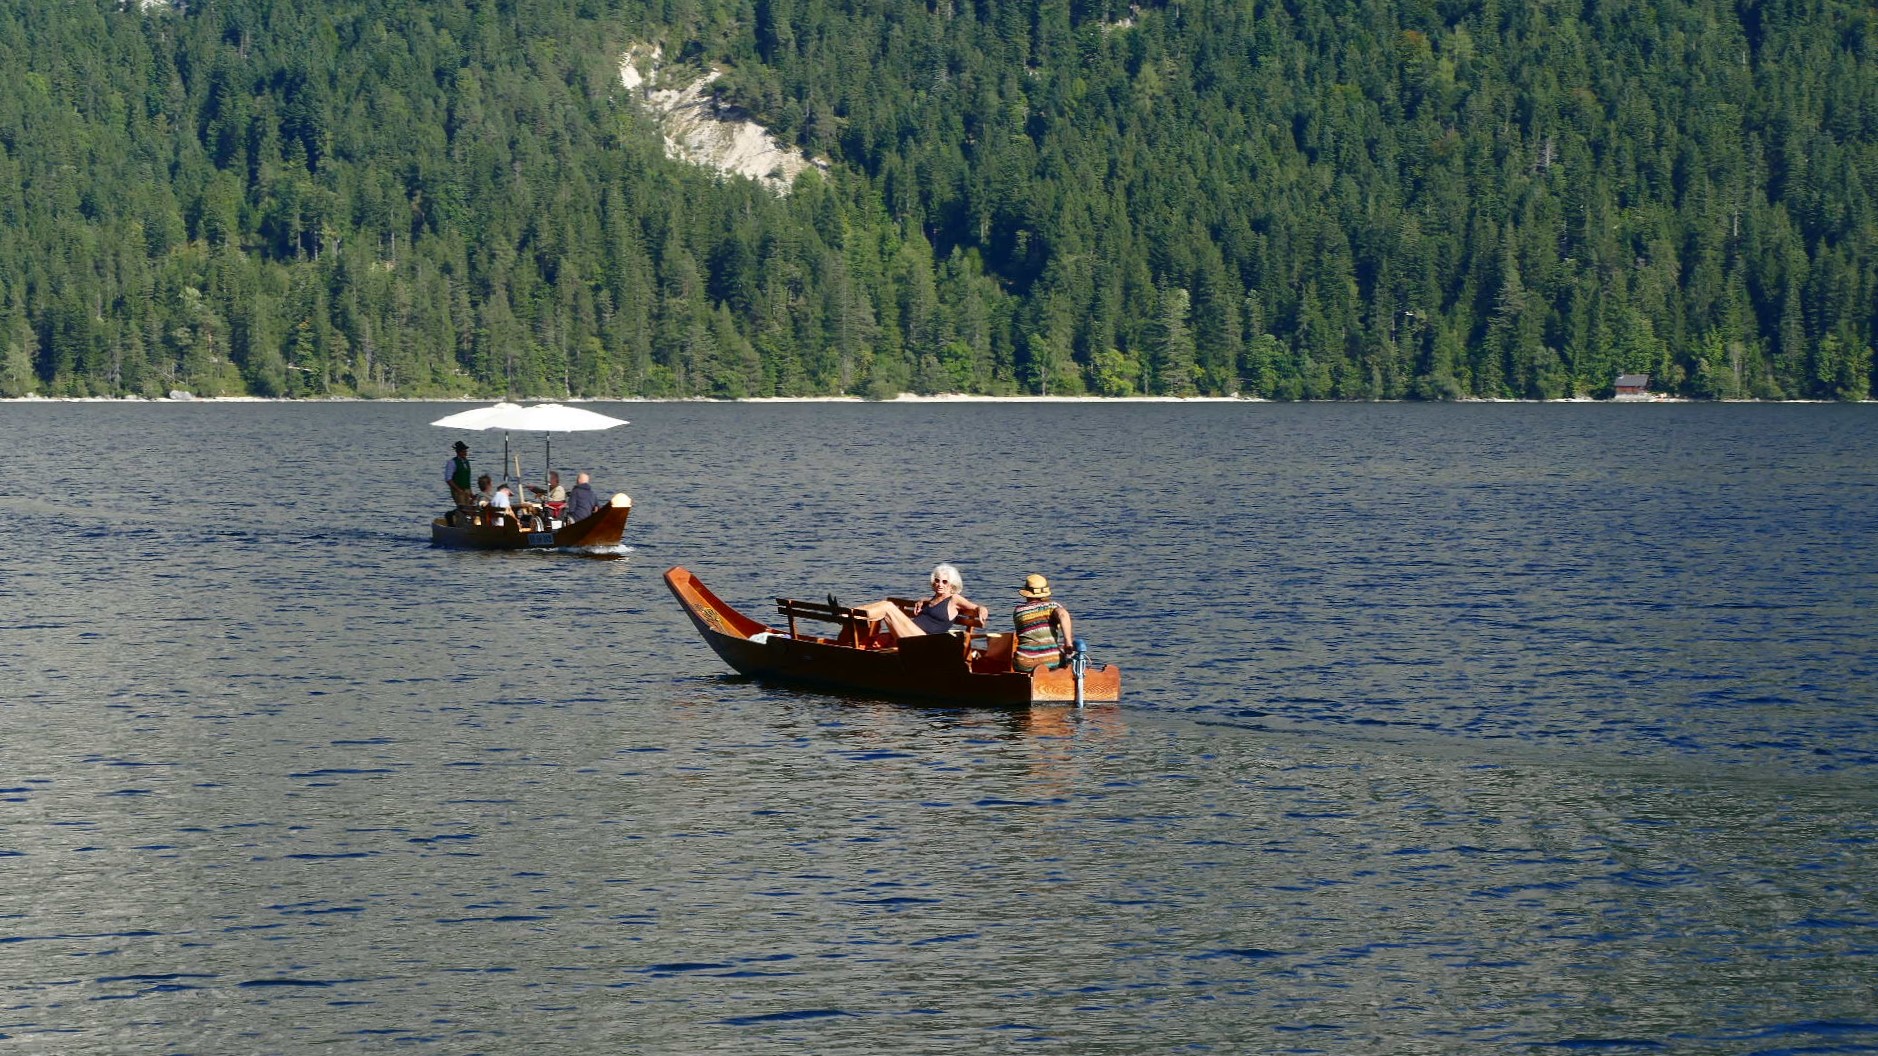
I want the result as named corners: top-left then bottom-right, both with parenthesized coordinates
top-left (4, 393), bottom-right (1852, 405)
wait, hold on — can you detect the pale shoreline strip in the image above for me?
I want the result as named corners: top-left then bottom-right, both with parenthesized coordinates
top-left (0, 393), bottom-right (1769, 404)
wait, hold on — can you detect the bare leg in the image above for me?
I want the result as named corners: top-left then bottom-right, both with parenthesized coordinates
top-left (857, 600), bottom-right (924, 640)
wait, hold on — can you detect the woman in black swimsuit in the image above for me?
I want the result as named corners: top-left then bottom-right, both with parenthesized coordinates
top-left (857, 564), bottom-right (987, 643)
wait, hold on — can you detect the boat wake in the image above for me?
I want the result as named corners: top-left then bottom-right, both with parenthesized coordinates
top-left (560, 543), bottom-right (633, 560)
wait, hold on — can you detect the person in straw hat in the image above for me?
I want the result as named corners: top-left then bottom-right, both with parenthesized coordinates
top-left (1012, 573), bottom-right (1076, 673)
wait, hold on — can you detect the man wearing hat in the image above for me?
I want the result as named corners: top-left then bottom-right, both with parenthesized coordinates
top-left (444, 440), bottom-right (475, 509)
top-left (1012, 573), bottom-right (1076, 673)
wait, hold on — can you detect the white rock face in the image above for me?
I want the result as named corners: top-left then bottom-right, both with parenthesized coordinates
top-left (620, 44), bottom-right (824, 195)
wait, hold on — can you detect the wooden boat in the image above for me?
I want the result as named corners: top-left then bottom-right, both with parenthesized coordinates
top-left (431, 493), bottom-right (632, 550)
top-left (664, 566), bottom-right (1121, 706)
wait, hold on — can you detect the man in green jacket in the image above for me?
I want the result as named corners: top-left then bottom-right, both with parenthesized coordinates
top-left (444, 440), bottom-right (475, 508)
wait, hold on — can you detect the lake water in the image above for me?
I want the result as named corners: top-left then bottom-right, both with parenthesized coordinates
top-left (1, 400), bottom-right (1874, 1055)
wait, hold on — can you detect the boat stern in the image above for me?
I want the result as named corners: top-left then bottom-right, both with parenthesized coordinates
top-left (1027, 660), bottom-right (1123, 703)
top-left (554, 496), bottom-right (632, 547)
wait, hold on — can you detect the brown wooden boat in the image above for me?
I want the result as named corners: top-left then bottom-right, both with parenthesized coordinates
top-left (664, 566), bottom-right (1121, 706)
top-left (431, 493), bottom-right (632, 550)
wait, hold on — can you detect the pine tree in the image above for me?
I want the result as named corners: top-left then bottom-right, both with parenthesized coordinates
top-left (1147, 286), bottom-right (1198, 397)
top-left (0, 295), bottom-right (37, 398)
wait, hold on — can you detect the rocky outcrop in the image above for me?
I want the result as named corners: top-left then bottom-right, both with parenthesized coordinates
top-left (620, 44), bottom-right (824, 195)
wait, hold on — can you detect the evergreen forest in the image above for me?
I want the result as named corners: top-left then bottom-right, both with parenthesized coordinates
top-left (1, 0), bottom-right (1874, 400)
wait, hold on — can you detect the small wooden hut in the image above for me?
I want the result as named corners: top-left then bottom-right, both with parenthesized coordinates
top-left (1613, 373), bottom-right (1651, 399)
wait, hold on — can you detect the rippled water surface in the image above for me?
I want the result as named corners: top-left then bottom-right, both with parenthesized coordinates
top-left (1, 400), bottom-right (1874, 1054)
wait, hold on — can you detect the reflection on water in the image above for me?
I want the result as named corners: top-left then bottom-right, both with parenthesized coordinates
top-left (0, 401), bottom-right (1874, 1055)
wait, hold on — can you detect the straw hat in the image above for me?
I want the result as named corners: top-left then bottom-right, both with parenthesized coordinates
top-left (1020, 573), bottom-right (1052, 599)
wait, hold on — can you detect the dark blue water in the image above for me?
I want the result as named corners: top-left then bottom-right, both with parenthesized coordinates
top-left (1, 400), bottom-right (1874, 1054)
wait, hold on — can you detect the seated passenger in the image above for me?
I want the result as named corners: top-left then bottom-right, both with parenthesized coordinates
top-left (488, 483), bottom-right (515, 521)
top-left (857, 564), bottom-right (987, 644)
top-left (530, 471), bottom-right (568, 524)
top-left (1011, 573), bottom-right (1075, 673)
top-left (471, 474), bottom-right (497, 518)
top-left (563, 472), bottom-right (598, 522)
top-left (530, 470), bottom-right (566, 503)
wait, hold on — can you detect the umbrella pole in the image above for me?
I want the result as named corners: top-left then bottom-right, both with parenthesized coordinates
top-left (537, 436), bottom-right (551, 528)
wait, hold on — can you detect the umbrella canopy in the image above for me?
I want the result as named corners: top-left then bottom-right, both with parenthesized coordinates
top-left (430, 403), bottom-right (628, 499)
top-left (430, 402), bottom-right (627, 432)
top-left (504, 403), bottom-right (630, 432)
top-left (430, 401), bottom-right (525, 430)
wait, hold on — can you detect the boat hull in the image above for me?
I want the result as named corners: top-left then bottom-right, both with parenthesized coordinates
top-left (431, 494), bottom-right (631, 550)
top-left (664, 566), bottom-right (1121, 706)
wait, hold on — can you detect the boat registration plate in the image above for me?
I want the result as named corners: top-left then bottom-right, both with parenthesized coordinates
top-left (528, 532), bottom-right (556, 546)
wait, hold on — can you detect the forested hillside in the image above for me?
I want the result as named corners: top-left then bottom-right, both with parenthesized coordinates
top-left (1, 0), bottom-right (1873, 399)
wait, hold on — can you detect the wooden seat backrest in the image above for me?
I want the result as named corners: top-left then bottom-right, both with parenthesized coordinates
top-left (776, 598), bottom-right (873, 645)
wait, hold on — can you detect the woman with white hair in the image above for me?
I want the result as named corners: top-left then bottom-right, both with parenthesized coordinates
top-left (857, 563), bottom-right (988, 644)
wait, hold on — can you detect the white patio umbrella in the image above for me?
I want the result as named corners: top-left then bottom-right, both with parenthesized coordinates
top-left (431, 402), bottom-right (629, 497)
top-left (430, 401), bottom-right (526, 430)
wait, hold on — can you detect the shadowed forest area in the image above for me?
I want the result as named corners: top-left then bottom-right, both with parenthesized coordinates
top-left (0, 0), bottom-right (1873, 400)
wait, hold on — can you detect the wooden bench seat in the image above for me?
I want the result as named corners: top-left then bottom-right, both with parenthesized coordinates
top-left (776, 597), bottom-right (875, 646)
top-left (773, 595), bottom-right (990, 652)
